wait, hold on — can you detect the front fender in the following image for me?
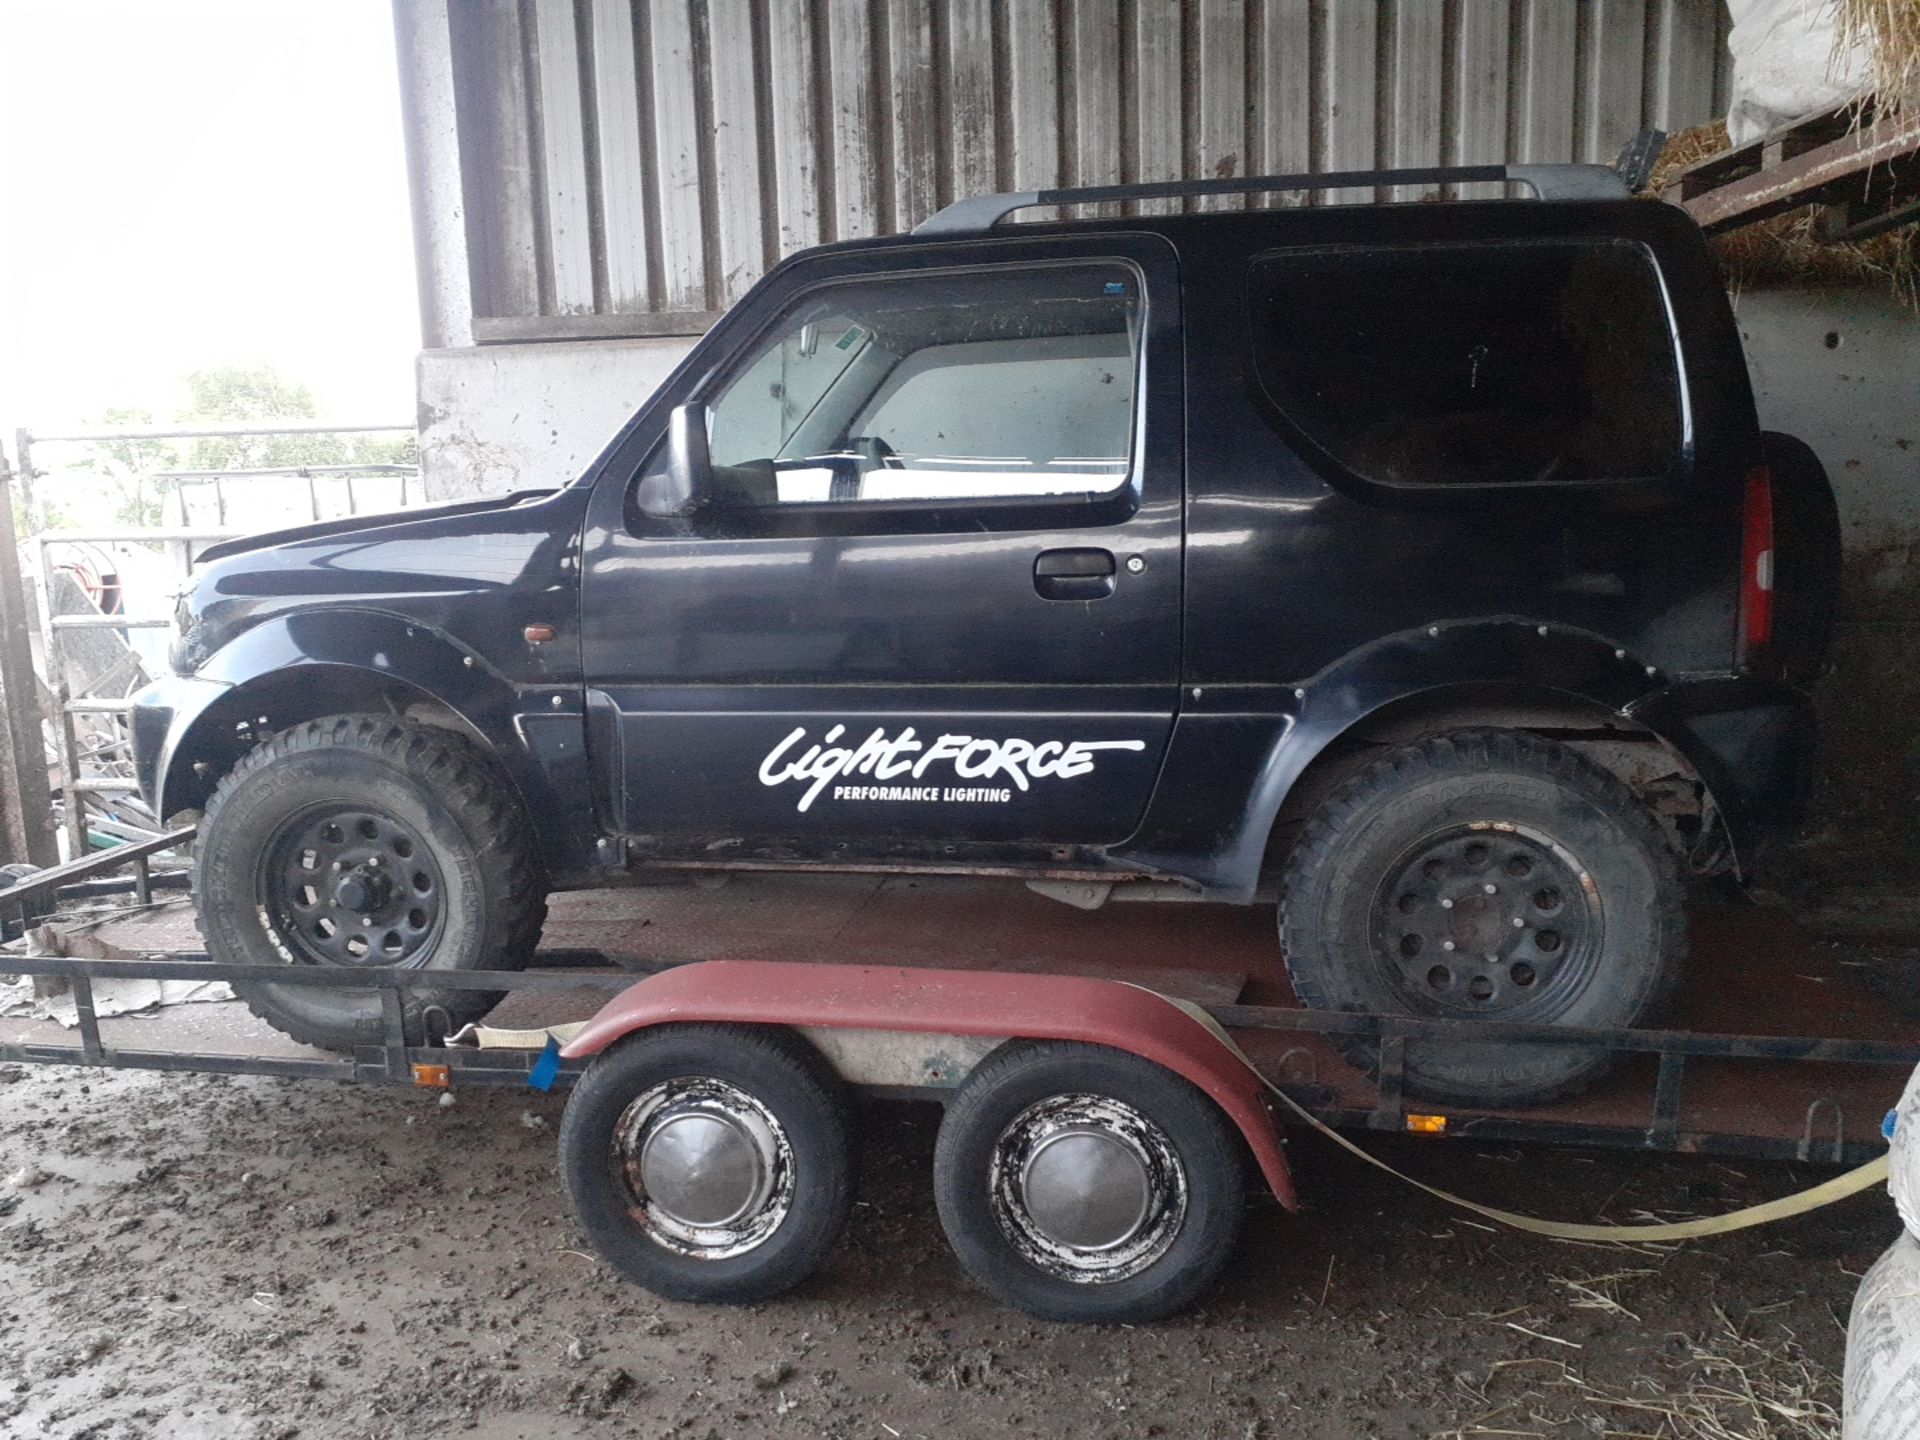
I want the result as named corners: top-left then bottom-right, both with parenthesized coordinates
top-left (562, 960), bottom-right (1298, 1209)
top-left (135, 609), bottom-right (596, 877)
top-left (1117, 618), bottom-right (1720, 899)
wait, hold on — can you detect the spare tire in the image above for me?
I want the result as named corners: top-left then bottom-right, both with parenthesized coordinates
top-left (1762, 431), bottom-right (1842, 689)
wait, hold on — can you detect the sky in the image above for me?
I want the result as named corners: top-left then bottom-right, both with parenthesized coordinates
top-left (0, 0), bottom-right (420, 441)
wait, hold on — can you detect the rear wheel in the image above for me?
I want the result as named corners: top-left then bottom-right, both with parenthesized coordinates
top-left (195, 715), bottom-right (547, 1050)
top-left (1278, 729), bottom-right (1683, 1106)
top-left (933, 1041), bottom-right (1246, 1323)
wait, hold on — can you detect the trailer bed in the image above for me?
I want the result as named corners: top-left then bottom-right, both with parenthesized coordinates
top-left (4, 873), bottom-right (1915, 1166)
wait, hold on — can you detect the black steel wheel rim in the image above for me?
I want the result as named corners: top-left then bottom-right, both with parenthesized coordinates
top-left (1369, 823), bottom-right (1603, 1019)
top-left (258, 803), bottom-right (447, 968)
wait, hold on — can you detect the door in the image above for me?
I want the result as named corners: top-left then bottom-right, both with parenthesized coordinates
top-left (579, 234), bottom-right (1183, 856)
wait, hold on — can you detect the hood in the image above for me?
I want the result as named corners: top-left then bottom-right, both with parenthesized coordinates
top-left (193, 489), bottom-right (558, 565)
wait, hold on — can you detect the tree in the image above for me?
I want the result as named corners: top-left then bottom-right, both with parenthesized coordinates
top-left (42, 363), bottom-right (418, 534)
top-left (57, 405), bottom-right (178, 529)
top-left (181, 364), bottom-right (348, 472)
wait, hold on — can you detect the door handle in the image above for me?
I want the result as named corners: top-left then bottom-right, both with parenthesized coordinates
top-left (1033, 547), bottom-right (1116, 601)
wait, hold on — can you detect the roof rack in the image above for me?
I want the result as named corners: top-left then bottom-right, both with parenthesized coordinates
top-left (912, 163), bottom-right (1630, 236)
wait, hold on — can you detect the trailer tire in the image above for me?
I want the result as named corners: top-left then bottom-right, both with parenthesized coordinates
top-left (559, 1023), bottom-right (856, 1304)
top-left (1279, 728), bottom-right (1683, 1106)
top-left (933, 1041), bottom-right (1246, 1324)
top-left (195, 715), bottom-right (547, 1050)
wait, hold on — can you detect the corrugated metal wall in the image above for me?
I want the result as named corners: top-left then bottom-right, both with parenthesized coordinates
top-left (444, 0), bottom-right (1732, 342)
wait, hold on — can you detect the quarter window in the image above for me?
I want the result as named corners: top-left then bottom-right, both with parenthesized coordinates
top-left (705, 263), bottom-right (1141, 505)
top-left (1247, 240), bottom-right (1683, 488)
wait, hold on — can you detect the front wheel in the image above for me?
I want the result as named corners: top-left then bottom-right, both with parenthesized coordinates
top-left (195, 715), bottom-right (547, 1050)
top-left (1278, 729), bottom-right (1684, 1106)
top-left (558, 1024), bottom-right (857, 1303)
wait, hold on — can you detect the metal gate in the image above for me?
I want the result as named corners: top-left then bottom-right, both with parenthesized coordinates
top-left (0, 420), bottom-right (416, 866)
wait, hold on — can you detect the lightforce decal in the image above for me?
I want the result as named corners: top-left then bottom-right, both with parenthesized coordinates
top-left (757, 725), bottom-right (1148, 813)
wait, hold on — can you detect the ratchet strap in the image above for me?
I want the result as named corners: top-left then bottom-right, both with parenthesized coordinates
top-left (1152, 991), bottom-right (1891, 1243)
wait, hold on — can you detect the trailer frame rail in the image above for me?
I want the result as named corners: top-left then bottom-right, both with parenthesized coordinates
top-left (2, 947), bottom-right (1912, 1169)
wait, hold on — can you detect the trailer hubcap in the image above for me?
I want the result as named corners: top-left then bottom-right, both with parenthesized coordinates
top-left (615, 1078), bottom-right (792, 1258)
top-left (1373, 824), bottom-right (1601, 1018)
top-left (261, 805), bottom-right (445, 968)
top-left (1021, 1128), bottom-right (1153, 1249)
top-left (992, 1095), bottom-right (1185, 1283)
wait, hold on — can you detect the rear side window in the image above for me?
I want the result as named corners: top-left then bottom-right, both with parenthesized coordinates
top-left (1247, 240), bottom-right (1683, 488)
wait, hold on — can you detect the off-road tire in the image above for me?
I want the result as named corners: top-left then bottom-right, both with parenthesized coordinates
top-left (1278, 729), bottom-right (1684, 1107)
top-left (195, 715), bottom-right (547, 1050)
top-left (933, 1041), bottom-right (1246, 1324)
top-left (559, 1024), bottom-right (857, 1303)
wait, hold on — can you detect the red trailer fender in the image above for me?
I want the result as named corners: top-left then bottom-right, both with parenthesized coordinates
top-left (561, 960), bottom-right (1297, 1210)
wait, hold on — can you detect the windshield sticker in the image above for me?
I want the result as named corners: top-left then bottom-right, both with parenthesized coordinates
top-left (758, 725), bottom-right (1147, 813)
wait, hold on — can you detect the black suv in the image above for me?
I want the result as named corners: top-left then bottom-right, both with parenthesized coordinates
top-left (133, 164), bottom-right (1837, 1105)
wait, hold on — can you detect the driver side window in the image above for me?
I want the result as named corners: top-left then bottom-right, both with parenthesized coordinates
top-left (705, 263), bottom-right (1141, 505)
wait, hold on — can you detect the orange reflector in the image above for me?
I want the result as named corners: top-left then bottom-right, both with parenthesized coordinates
top-left (1405, 1113), bottom-right (1448, 1135)
top-left (412, 1063), bottom-right (451, 1089)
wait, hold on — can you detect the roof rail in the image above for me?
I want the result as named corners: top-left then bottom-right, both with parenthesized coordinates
top-left (912, 163), bottom-right (1629, 236)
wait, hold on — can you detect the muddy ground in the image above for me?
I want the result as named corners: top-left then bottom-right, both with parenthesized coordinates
top-left (0, 1049), bottom-right (1893, 1440)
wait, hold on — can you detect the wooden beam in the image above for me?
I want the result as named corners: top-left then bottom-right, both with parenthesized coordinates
top-left (0, 443), bottom-right (57, 868)
top-left (1677, 108), bottom-right (1920, 235)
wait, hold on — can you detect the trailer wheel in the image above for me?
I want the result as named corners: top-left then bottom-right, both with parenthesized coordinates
top-left (1279, 728), bottom-right (1683, 1106)
top-left (933, 1041), bottom-right (1245, 1324)
top-left (559, 1023), bottom-right (856, 1304)
top-left (195, 715), bottom-right (547, 1050)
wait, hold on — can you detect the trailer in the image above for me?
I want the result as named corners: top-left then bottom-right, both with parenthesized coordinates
top-left (2, 847), bottom-right (1913, 1322)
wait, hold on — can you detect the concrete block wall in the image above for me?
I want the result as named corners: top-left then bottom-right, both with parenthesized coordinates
top-left (1737, 289), bottom-right (1920, 852)
top-left (417, 338), bottom-right (694, 500)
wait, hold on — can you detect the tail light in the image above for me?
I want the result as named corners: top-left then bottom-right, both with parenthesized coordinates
top-left (1738, 464), bottom-right (1774, 663)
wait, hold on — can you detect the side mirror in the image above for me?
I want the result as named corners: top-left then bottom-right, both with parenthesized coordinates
top-left (638, 403), bottom-right (712, 517)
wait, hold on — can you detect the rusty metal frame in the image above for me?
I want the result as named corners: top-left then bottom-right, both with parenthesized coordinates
top-left (0, 827), bottom-right (194, 927)
top-left (1665, 105), bottom-right (1920, 236)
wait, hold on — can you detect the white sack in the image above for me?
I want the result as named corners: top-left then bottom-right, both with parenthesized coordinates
top-left (1726, 0), bottom-right (1873, 144)
top-left (1845, 1229), bottom-right (1920, 1440)
top-left (1890, 1062), bottom-right (1920, 1238)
